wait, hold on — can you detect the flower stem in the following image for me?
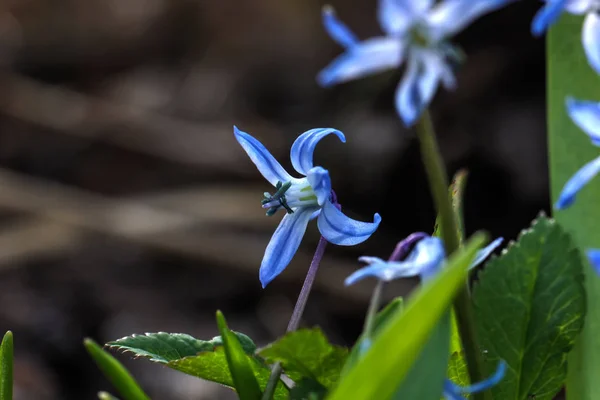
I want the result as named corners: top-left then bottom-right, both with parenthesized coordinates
top-left (261, 236), bottom-right (329, 400)
top-left (415, 109), bottom-right (486, 399)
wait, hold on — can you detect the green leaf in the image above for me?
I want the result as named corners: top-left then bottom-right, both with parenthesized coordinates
top-left (258, 328), bottom-right (348, 389)
top-left (288, 378), bottom-right (327, 400)
top-left (0, 331), bottom-right (13, 400)
top-left (472, 215), bottom-right (586, 400)
top-left (548, 13), bottom-right (600, 400)
top-left (433, 169), bottom-right (468, 241)
top-left (216, 311), bottom-right (262, 400)
top-left (391, 312), bottom-right (450, 400)
top-left (328, 232), bottom-right (487, 400)
top-left (107, 331), bottom-right (255, 363)
top-left (447, 351), bottom-right (469, 389)
top-left (84, 339), bottom-right (150, 400)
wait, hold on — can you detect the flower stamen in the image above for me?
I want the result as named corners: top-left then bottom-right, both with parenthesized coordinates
top-left (262, 181), bottom-right (295, 216)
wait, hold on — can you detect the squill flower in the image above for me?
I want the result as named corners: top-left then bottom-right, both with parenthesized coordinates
top-left (531, 0), bottom-right (600, 75)
top-left (586, 249), bottom-right (600, 275)
top-left (443, 361), bottom-right (506, 400)
top-left (318, 0), bottom-right (514, 126)
top-left (234, 126), bottom-right (381, 287)
top-left (555, 97), bottom-right (600, 209)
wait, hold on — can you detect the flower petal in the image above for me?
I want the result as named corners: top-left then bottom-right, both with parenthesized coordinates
top-left (306, 167), bottom-right (332, 206)
top-left (428, 0), bottom-right (515, 41)
top-left (290, 128), bottom-right (346, 175)
top-left (377, 0), bottom-right (424, 36)
top-left (555, 155), bottom-right (600, 209)
top-left (469, 237), bottom-right (504, 270)
top-left (587, 249), bottom-right (600, 276)
top-left (566, 97), bottom-right (600, 146)
top-left (583, 13), bottom-right (600, 76)
top-left (317, 37), bottom-right (406, 87)
top-left (317, 200), bottom-right (381, 246)
top-left (234, 126), bottom-right (296, 186)
top-left (344, 259), bottom-right (420, 285)
top-left (531, 0), bottom-right (568, 37)
top-left (259, 206), bottom-right (318, 287)
top-left (322, 5), bottom-right (359, 49)
top-left (461, 361), bottom-right (506, 394)
top-left (395, 50), bottom-right (447, 126)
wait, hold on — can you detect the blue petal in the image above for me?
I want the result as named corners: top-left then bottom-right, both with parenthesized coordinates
top-left (555, 155), bottom-right (600, 209)
top-left (583, 13), bottom-right (600, 76)
top-left (462, 361), bottom-right (506, 394)
top-left (290, 128), bottom-right (346, 175)
top-left (531, 0), bottom-right (568, 36)
top-left (322, 6), bottom-right (359, 49)
top-left (395, 51), bottom-right (447, 126)
top-left (317, 37), bottom-right (406, 87)
top-left (317, 200), bottom-right (381, 246)
top-left (377, 0), bottom-right (421, 36)
top-left (586, 249), bottom-right (600, 276)
top-left (428, 0), bottom-right (516, 41)
top-left (233, 126), bottom-right (296, 186)
top-left (566, 97), bottom-right (600, 146)
top-left (469, 237), bottom-right (504, 270)
top-left (259, 206), bottom-right (319, 288)
top-left (442, 381), bottom-right (465, 400)
top-left (306, 167), bottom-right (332, 206)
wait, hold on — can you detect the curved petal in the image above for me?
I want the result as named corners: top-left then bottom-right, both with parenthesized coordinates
top-left (566, 97), bottom-right (600, 145)
top-left (462, 361), bottom-right (506, 394)
top-left (306, 167), bottom-right (332, 206)
top-left (583, 13), bottom-right (600, 75)
top-left (586, 249), bottom-right (600, 276)
top-left (469, 237), bottom-right (504, 270)
top-left (317, 200), bottom-right (381, 246)
top-left (234, 126), bottom-right (296, 186)
top-left (377, 0), bottom-right (422, 36)
top-left (555, 155), bottom-right (600, 209)
top-left (565, 0), bottom-right (593, 14)
top-left (322, 6), bottom-right (359, 49)
top-left (259, 206), bottom-right (318, 287)
top-left (531, 0), bottom-right (568, 37)
top-left (291, 128), bottom-right (346, 175)
top-left (317, 37), bottom-right (406, 87)
top-left (395, 51), bottom-right (445, 126)
top-left (428, 0), bottom-right (515, 41)
top-left (344, 259), bottom-right (421, 285)
top-left (357, 256), bottom-right (387, 264)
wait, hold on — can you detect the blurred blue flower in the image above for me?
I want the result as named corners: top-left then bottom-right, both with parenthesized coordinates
top-left (555, 97), bottom-right (600, 209)
top-left (531, 1), bottom-right (600, 75)
top-left (234, 126), bottom-right (381, 288)
top-left (318, 0), bottom-right (513, 126)
top-left (443, 361), bottom-right (506, 400)
top-left (586, 249), bottom-right (600, 275)
top-left (344, 235), bottom-right (503, 285)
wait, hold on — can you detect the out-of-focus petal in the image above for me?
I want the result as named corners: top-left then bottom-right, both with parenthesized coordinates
top-left (377, 0), bottom-right (426, 36)
top-left (317, 200), bottom-right (381, 246)
top-left (259, 206), bottom-right (319, 288)
top-left (555, 155), bottom-right (600, 209)
top-left (469, 237), bottom-right (504, 270)
top-left (583, 13), bottom-right (600, 75)
top-left (317, 37), bottom-right (405, 87)
top-left (306, 167), bottom-right (332, 206)
top-left (565, 0), bottom-right (593, 14)
top-left (322, 6), bottom-right (359, 49)
top-left (531, 0), bottom-right (568, 36)
top-left (344, 259), bottom-right (421, 285)
top-left (290, 128), bottom-right (346, 175)
top-left (566, 97), bottom-right (600, 146)
top-left (586, 249), bottom-right (600, 276)
top-left (234, 126), bottom-right (296, 186)
top-left (443, 361), bottom-right (506, 399)
top-left (428, 0), bottom-right (516, 41)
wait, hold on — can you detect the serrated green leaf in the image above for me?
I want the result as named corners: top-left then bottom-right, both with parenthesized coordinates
top-left (84, 338), bottom-right (150, 400)
top-left (548, 14), bottom-right (600, 400)
top-left (328, 233), bottom-right (486, 400)
top-left (288, 378), bottom-right (327, 400)
top-left (216, 311), bottom-right (262, 400)
top-left (107, 331), bottom-right (255, 363)
top-left (447, 351), bottom-right (469, 390)
top-left (258, 328), bottom-right (348, 389)
top-left (473, 216), bottom-right (586, 400)
top-left (0, 331), bottom-right (13, 400)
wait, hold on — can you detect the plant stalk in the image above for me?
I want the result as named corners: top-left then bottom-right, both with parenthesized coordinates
top-left (415, 109), bottom-right (486, 399)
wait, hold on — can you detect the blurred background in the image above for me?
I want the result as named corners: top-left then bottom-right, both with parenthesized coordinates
top-left (0, 0), bottom-right (547, 398)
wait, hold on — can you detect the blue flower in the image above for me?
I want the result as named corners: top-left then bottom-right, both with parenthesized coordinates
top-left (555, 97), bottom-right (600, 209)
top-left (234, 126), bottom-right (381, 288)
top-left (318, 0), bottom-right (513, 126)
top-left (531, 1), bottom-right (600, 75)
top-left (344, 235), bottom-right (503, 285)
top-left (586, 249), bottom-right (600, 275)
top-left (443, 361), bottom-right (506, 400)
